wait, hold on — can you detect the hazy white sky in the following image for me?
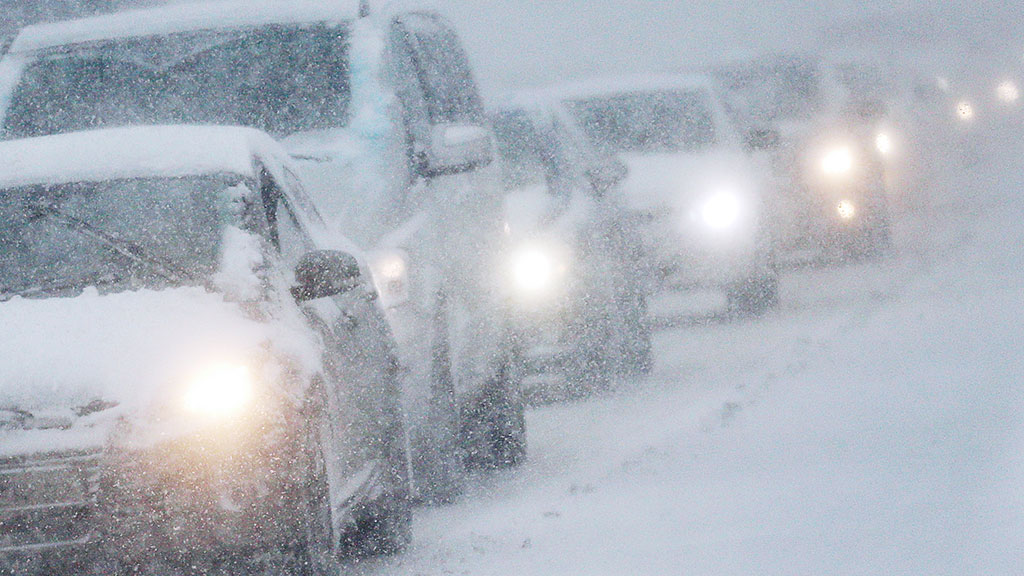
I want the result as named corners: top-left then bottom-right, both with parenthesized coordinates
top-left (434, 1), bottom-right (1021, 97)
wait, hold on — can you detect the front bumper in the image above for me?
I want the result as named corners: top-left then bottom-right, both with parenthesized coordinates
top-left (0, 427), bottom-right (312, 573)
top-left (0, 449), bottom-right (103, 573)
top-left (636, 211), bottom-right (767, 291)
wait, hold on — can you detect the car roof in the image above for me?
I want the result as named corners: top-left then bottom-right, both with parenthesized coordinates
top-left (0, 125), bottom-right (288, 189)
top-left (548, 74), bottom-right (720, 102)
top-left (7, 0), bottom-right (362, 55)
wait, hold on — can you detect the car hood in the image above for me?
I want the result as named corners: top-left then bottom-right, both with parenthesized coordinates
top-left (503, 183), bottom-right (595, 240)
top-left (616, 150), bottom-right (763, 214)
top-left (0, 286), bottom-right (317, 415)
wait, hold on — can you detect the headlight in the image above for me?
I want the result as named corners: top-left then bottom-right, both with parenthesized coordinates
top-left (997, 80), bottom-right (1020, 104)
top-left (837, 199), bottom-right (857, 220)
top-left (369, 249), bottom-right (410, 307)
top-left (700, 192), bottom-right (742, 230)
top-left (510, 245), bottom-right (560, 297)
top-left (875, 132), bottom-right (894, 157)
top-left (182, 363), bottom-right (254, 419)
top-left (956, 100), bottom-right (975, 121)
top-left (821, 146), bottom-right (855, 177)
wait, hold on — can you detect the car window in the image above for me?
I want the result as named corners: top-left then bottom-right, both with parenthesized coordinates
top-left (395, 13), bottom-right (484, 125)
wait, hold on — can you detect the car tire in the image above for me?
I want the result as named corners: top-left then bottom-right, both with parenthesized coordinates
top-left (411, 289), bottom-right (467, 504)
top-left (618, 284), bottom-right (653, 375)
top-left (462, 357), bottom-right (527, 470)
top-left (338, 385), bottom-right (413, 557)
top-left (727, 273), bottom-right (780, 317)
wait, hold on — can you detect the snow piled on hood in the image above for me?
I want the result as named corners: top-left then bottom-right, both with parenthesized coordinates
top-left (0, 286), bottom-right (319, 413)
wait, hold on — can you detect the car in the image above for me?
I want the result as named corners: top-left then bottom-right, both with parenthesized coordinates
top-left (715, 55), bottom-right (897, 259)
top-left (0, 125), bottom-right (411, 574)
top-left (552, 75), bottom-right (780, 314)
top-left (490, 96), bottom-right (652, 399)
top-left (0, 0), bottom-right (524, 503)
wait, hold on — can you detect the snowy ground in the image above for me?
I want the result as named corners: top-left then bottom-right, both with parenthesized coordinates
top-left (337, 125), bottom-right (1024, 574)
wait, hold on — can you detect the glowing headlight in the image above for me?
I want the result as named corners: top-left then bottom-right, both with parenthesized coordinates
top-left (837, 199), bottom-right (857, 220)
top-left (956, 100), bottom-right (975, 121)
top-left (182, 363), bottom-right (254, 418)
top-left (875, 132), bottom-right (894, 157)
top-left (997, 80), bottom-right (1020, 104)
top-left (700, 192), bottom-right (741, 230)
top-left (510, 246), bottom-right (557, 296)
top-left (821, 146), bottom-right (855, 177)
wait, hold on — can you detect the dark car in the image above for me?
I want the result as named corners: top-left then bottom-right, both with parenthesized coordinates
top-left (0, 126), bottom-right (410, 574)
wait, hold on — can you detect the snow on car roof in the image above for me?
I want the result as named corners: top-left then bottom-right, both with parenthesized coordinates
top-left (549, 74), bottom-right (720, 101)
top-left (7, 0), bottom-right (360, 55)
top-left (0, 125), bottom-right (285, 189)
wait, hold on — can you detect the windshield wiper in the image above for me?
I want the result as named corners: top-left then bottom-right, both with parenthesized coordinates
top-left (31, 204), bottom-right (193, 284)
top-left (0, 271), bottom-right (128, 299)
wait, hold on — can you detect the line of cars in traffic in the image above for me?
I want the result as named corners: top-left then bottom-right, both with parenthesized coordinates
top-left (0, 1), bottom-right (1014, 573)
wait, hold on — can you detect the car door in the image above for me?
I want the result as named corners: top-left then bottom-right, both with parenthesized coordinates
top-left (262, 166), bottom-right (406, 529)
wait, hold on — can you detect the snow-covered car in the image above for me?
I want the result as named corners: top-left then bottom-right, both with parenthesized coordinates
top-left (554, 75), bottom-right (780, 314)
top-left (715, 55), bottom-right (896, 258)
top-left (0, 0), bottom-right (523, 503)
top-left (491, 97), bottom-right (651, 398)
top-left (0, 126), bottom-right (411, 574)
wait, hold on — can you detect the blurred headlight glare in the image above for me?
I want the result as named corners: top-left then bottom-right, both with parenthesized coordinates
top-left (875, 132), bottom-right (894, 156)
top-left (700, 192), bottom-right (742, 230)
top-left (821, 146), bottom-right (855, 177)
top-left (183, 363), bottom-right (254, 419)
top-left (997, 80), bottom-right (1020, 104)
top-left (511, 246), bottom-right (557, 296)
top-left (837, 199), bottom-right (857, 220)
top-left (956, 100), bottom-right (975, 121)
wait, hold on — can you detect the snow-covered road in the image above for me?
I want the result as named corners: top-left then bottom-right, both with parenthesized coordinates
top-left (342, 126), bottom-right (1024, 575)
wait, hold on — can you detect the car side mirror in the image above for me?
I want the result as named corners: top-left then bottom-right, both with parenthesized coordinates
top-left (291, 250), bottom-right (361, 302)
top-left (744, 127), bottom-right (781, 152)
top-left (417, 123), bottom-right (494, 178)
top-left (585, 158), bottom-right (629, 197)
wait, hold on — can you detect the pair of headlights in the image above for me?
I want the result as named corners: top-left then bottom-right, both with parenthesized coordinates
top-left (819, 132), bottom-right (894, 178)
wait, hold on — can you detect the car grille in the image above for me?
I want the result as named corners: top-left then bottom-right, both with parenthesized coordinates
top-left (0, 449), bottom-right (102, 558)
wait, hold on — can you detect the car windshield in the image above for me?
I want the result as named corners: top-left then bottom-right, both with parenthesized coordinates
top-left (565, 89), bottom-right (717, 154)
top-left (721, 60), bottom-right (823, 125)
top-left (0, 176), bottom-right (227, 298)
top-left (2, 23), bottom-right (351, 140)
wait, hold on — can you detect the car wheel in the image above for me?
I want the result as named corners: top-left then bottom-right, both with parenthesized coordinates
top-left (338, 389), bottom-right (413, 557)
top-left (618, 283), bottom-right (653, 375)
top-left (727, 273), bottom-right (780, 317)
top-left (411, 289), bottom-right (467, 504)
top-left (462, 358), bottom-right (527, 470)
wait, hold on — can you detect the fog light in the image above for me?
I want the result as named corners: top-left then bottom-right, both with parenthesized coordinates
top-left (837, 200), bottom-right (857, 220)
top-left (956, 100), bottom-right (975, 121)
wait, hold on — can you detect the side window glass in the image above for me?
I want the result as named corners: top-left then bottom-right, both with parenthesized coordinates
top-left (276, 199), bottom-right (314, 267)
top-left (259, 168), bottom-right (313, 266)
top-left (395, 14), bottom-right (483, 125)
top-left (283, 169), bottom-right (327, 228)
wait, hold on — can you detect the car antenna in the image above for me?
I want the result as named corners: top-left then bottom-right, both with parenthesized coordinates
top-left (359, 0), bottom-right (370, 17)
